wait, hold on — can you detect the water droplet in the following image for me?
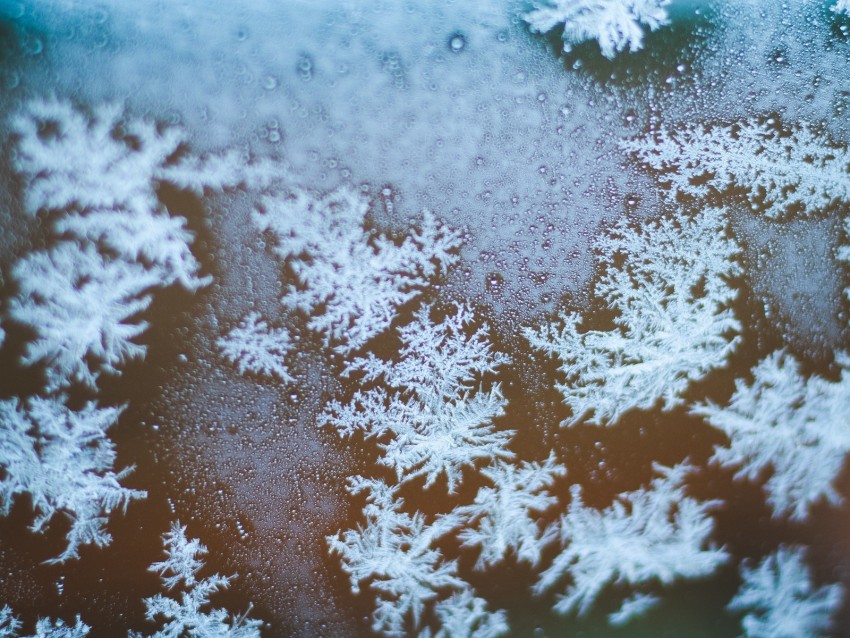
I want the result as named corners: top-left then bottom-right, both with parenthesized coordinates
top-left (448, 33), bottom-right (466, 53)
top-left (297, 53), bottom-right (314, 81)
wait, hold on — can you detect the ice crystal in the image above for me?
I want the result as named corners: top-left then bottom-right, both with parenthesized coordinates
top-left (217, 311), bottom-right (294, 383)
top-left (534, 463), bottom-right (728, 617)
top-left (133, 522), bottom-right (262, 638)
top-left (323, 304), bottom-right (515, 492)
top-left (840, 217), bottom-right (850, 313)
top-left (524, 0), bottom-right (670, 59)
top-left (728, 546), bottom-right (843, 638)
top-left (622, 119), bottom-right (850, 219)
top-left (0, 607), bottom-right (89, 638)
top-left (253, 186), bottom-right (460, 354)
top-left (833, 0), bottom-right (850, 15)
top-left (455, 454), bottom-right (566, 569)
top-left (8, 97), bottom-right (260, 290)
top-left (525, 207), bottom-right (741, 426)
top-left (0, 397), bottom-right (144, 563)
top-left (691, 350), bottom-right (850, 521)
top-left (425, 589), bottom-right (509, 638)
top-left (607, 592), bottom-right (661, 626)
top-left (327, 477), bottom-right (464, 636)
top-left (7, 243), bottom-right (160, 391)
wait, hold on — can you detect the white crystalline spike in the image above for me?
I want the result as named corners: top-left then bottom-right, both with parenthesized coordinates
top-left (322, 304), bottom-right (515, 493)
top-left (692, 350), bottom-right (850, 521)
top-left (728, 546), bottom-right (843, 638)
top-left (524, 0), bottom-right (670, 59)
top-left (526, 207), bottom-right (741, 426)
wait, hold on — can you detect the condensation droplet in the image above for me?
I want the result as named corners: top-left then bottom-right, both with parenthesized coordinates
top-left (448, 33), bottom-right (466, 53)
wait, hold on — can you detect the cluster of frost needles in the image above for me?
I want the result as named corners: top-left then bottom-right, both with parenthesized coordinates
top-left (3, 1), bottom-right (850, 635)
top-left (0, 99), bottom-right (265, 633)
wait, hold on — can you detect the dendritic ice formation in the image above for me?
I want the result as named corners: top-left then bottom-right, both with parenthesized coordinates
top-left (525, 206), bottom-right (742, 426)
top-left (534, 462), bottom-right (728, 617)
top-left (323, 304), bottom-right (515, 492)
top-left (8, 243), bottom-right (162, 392)
top-left (728, 546), bottom-right (843, 638)
top-left (455, 454), bottom-right (565, 570)
top-left (252, 186), bottom-right (460, 356)
top-left (840, 217), bottom-right (850, 317)
top-left (327, 477), bottom-right (502, 637)
top-left (523, 0), bottom-right (670, 59)
top-left (0, 397), bottom-right (144, 563)
top-left (0, 606), bottom-right (89, 638)
top-left (0, 98), bottom-right (240, 563)
top-left (324, 299), bottom-right (566, 634)
top-left (217, 311), bottom-right (295, 383)
top-left (5, 98), bottom-right (255, 391)
top-left (622, 119), bottom-right (850, 220)
top-left (692, 350), bottom-right (850, 521)
top-left (131, 522), bottom-right (262, 638)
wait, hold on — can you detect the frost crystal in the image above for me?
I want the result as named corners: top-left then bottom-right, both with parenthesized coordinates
top-left (455, 454), bottom-right (566, 569)
top-left (11, 99), bottom-right (180, 217)
top-left (524, 0), bottom-right (670, 59)
top-left (833, 0), bottom-right (850, 15)
top-left (428, 589), bottom-right (509, 638)
top-left (728, 546), bottom-right (843, 638)
top-left (8, 243), bottom-right (160, 391)
top-left (526, 207), bottom-right (741, 426)
top-left (622, 119), bottom-right (850, 219)
top-left (607, 593), bottom-right (661, 626)
top-left (134, 522), bottom-right (262, 638)
top-left (253, 186), bottom-right (460, 354)
top-left (0, 607), bottom-right (89, 638)
top-left (10, 98), bottom-right (212, 291)
top-left (217, 312), bottom-right (294, 383)
top-left (327, 477), bottom-right (464, 636)
top-left (323, 305), bottom-right (515, 492)
top-left (534, 462), bottom-right (728, 617)
top-left (840, 217), bottom-right (850, 313)
top-left (0, 397), bottom-right (145, 563)
top-left (692, 350), bottom-right (850, 521)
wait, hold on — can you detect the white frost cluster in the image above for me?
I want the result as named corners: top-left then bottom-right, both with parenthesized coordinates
top-left (607, 592), bottom-right (661, 626)
top-left (728, 546), bottom-right (843, 638)
top-left (622, 119), bottom-right (850, 219)
top-left (5, 98), bottom-right (233, 390)
top-left (455, 454), bottom-right (565, 569)
top-left (526, 207), bottom-right (741, 426)
top-left (534, 462), bottom-right (728, 618)
top-left (524, 0), bottom-right (670, 59)
top-left (840, 216), bottom-right (850, 316)
top-left (8, 244), bottom-right (160, 392)
top-left (833, 0), bottom-right (850, 15)
top-left (132, 522), bottom-right (262, 638)
top-left (253, 186), bottom-right (460, 354)
top-left (692, 350), bottom-right (850, 521)
top-left (327, 477), bottom-right (465, 636)
top-left (422, 589), bottom-right (509, 638)
top-left (10, 98), bottom-right (216, 290)
top-left (0, 397), bottom-right (145, 563)
top-left (323, 304), bottom-right (515, 492)
top-left (217, 311), bottom-right (294, 383)
top-left (0, 607), bottom-right (89, 638)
